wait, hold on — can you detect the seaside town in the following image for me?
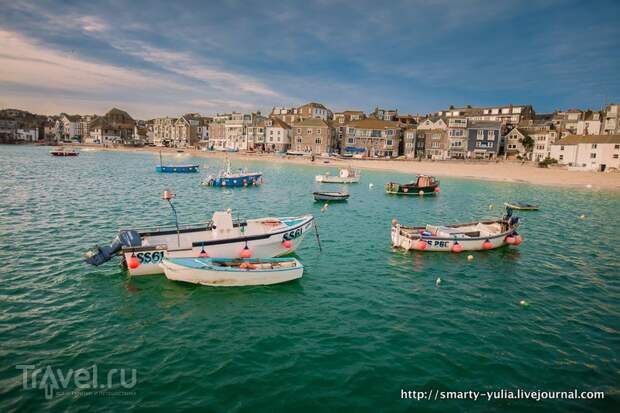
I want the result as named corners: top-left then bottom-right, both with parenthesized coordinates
top-left (1, 102), bottom-right (619, 172)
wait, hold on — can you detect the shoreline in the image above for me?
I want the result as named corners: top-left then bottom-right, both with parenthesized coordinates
top-left (53, 144), bottom-right (620, 192)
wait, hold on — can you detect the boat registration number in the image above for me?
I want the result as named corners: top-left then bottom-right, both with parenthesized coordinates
top-left (283, 228), bottom-right (303, 241)
top-left (136, 251), bottom-right (165, 264)
top-left (423, 240), bottom-right (450, 247)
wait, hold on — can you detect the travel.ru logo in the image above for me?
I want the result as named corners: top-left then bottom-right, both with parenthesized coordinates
top-left (16, 364), bottom-right (137, 399)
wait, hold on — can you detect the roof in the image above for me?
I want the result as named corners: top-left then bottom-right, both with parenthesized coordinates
top-left (268, 117), bottom-right (291, 129)
top-left (106, 107), bottom-right (133, 119)
top-left (293, 118), bottom-right (330, 127)
top-left (468, 120), bottom-right (502, 129)
top-left (298, 102), bottom-right (328, 110)
top-left (347, 118), bottom-right (400, 129)
top-left (555, 134), bottom-right (620, 145)
top-left (62, 113), bottom-right (81, 122)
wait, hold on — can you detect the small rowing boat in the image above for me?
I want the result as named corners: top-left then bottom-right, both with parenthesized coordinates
top-left (313, 191), bottom-right (349, 202)
top-left (161, 257), bottom-right (304, 286)
top-left (385, 175), bottom-right (440, 195)
top-left (50, 147), bottom-right (79, 157)
top-left (504, 202), bottom-right (539, 211)
top-left (202, 158), bottom-right (263, 187)
top-left (315, 167), bottom-right (360, 183)
top-left (155, 151), bottom-right (198, 173)
top-left (391, 211), bottom-right (521, 252)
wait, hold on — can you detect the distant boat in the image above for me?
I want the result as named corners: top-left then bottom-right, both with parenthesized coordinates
top-left (161, 257), bottom-right (303, 286)
top-left (385, 175), bottom-right (440, 195)
top-left (504, 202), bottom-right (539, 211)
top-left (202, 158), bottom-right (262, 187)
top-left (315, 167), bottom-right (360, 183)
top-left (50, 147), bottom-right (79, 157)
top-left (286, 150), bottom-right (308, 157)
top-left (313, 191), bottom-right (349, 202)
top-left (155, 151), bottom-right (198, 173)
top-left (391, 212), bottom-right (522, 252)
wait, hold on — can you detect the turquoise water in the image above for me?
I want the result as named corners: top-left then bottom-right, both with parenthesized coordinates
top-left (0, 145), bottom-right (619, 412)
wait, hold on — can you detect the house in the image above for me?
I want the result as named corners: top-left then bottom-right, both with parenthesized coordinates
top-left (602, 103), bottom-right (619, 135)
top-left (552, 109), bottom-right (582, 136)
top-left (264, 117), bottom-right (291, 152)
top-left (370, 107), bottom-right (398, 121)
top-left (291, 118), bottom-right (335, 154)
top-left (16, 127), bottom-right (40, 142)
top-left (245, 119), bottom-right (266, 151)
top-left (197, 117), bottom-right (212, 145)
top-left (550, 134), bottom-right (620, 171)
top-left (174, 113), bottom-right (202, 148)
top-left (422, 129), bottom-right (449, 159)
top-left (402, 127), bottom-right (417, 158)
top-left (576, 110), bottom-right (602, 135)
top-left (332, 111), bottom-right (365, 151)
top-left (466, 104), bottom-right (534, 125)
top-left (59, 113), bottom-right (82, 141)
top-left (153, 117), bottom-right (177, 147)
top-left (504, 128), bottom-right (530, 158)
top-left (344, 118), bottom-right (401, 157)
top-left (467, 121), bottom-right (502, 159)
top-left (297, 102), bottom-right (332, 120)
top-left (447, 117), bottom-right (468, 159)
top-left (88, 108), bottom-right (135, 145)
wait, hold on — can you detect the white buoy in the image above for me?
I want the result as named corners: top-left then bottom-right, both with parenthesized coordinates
top-left (369, 183), bottom-right (374, 189)
top-left (586, 184), bottom-right (592, 189)
top-left (579, 214), bottom-right (587, 220)
top-left (519, 299), bottom-right (528, 307)
top-left (436, 277), bottom-right (442, 286)
top-left (489, 204), bottom-right (494, 209)
top-left (467, 255), bottom-right (474, 261)
top-left (321, 203), bottom-right (329, 213)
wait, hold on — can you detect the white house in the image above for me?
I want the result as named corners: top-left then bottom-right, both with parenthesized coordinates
top-left (576, 111), bottom-right (602, 135)
top-left (16, 128), bottom-right (40, 142)
top-left (550, 134), bottom-right (620, 171)
top-left (264, 117), bottom-right (291, 152)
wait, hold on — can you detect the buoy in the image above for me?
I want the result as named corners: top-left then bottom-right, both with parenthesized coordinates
top-left (436, 277), bottom-right (442, 286)
top-left (505, 235), bottom-right (516, 244)
top-left (163, 190), bottom-right (174, 201)
top-left (391, 218), bottom-right (398, 226)
top-left (467, 255), bottom-right (474, 261)
top-left (415, 240), bottom-right (427, 250)
top-left (282, 239), bottom-right (293, 249)
top-left (418, 190), bottom-right (424, 196)
top-left (489, 204), bottom-right (494, 209)
top-left (434, 187), bottom-right (440, 193)
top-left (513, 235), bottom-right (523, 246)
top-left (519, 299), bottom-right (529, 307)
top-left (403, 187), bottom-right (408, 193)
top-left (483, 239), bottom-right (493, 250)
top-left (369, 183), bottom-right (374, 189)
top-left (579, 214), bottom-right (587, 219)
top-left (127, 254), bottom-right (140, 269)
top-left (586, 184), bottom-right (592, 189)
top-left (451, 242), bottom-right (463, 253)
top-left (240, 247), bottom-right (252, 258)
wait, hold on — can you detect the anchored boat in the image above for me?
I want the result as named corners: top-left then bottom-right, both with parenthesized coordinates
top-left (161, 257), bottom-right (303, 286)
top-left (50, 147), bottom-right (79, 157)
top-left (504, 202), bottom-right (539, 211)
top-left (315, 167), bottom-right (360, 183)
top-left (202, 159), bottom-right (263, 187)
top-left (385, 175), bottom-right (440, 195)
top-left (155, 151), bottom-right (198, 173)
top-left (85, 205), bottom-right (314, 275)
top-left (391, 211), bottom-right (521, 252)
top-left (312, 191), bottom-right (349, 202)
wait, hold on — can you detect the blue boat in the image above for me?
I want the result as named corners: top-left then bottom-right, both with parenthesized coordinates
top-left (202, 159), bottom-right (263, 187)
top-left (156, 165), bottom-right (199, 173)
top-left (155, 151), bottom-right (199, 173)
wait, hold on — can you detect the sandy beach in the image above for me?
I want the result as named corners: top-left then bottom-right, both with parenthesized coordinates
top-left (83, 145), bottom-right (620, 192)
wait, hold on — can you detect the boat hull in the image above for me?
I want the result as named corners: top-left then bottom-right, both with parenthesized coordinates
top-left (203, 173), bottom-right (263, 187)
top-left (50, 151), bottom-right (79, 156)
top-left (385, 182), bottom-right (439, 195)
top-left (504, 202), bottom-right (539, 211)
top-left (315, 175), bottom-right (359, 183)
top-left (161, 258), bottom-right (303, 286)
top-left (313, 192), bottom-right (349, 201)
top-left (156, 165), bottom-right (199, 173)
top-left (122, 215), bottom-right (313, 275)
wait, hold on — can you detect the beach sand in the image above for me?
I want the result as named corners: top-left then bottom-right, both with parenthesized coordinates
top-left (87, 145), bottom-right (620, 192)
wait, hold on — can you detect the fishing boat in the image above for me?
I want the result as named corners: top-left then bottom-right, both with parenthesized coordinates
top-left (50, 147), bottom-right (79, 157)
top-left (313, 191), bottom-right (349, 202)
top-left (504, 202), bottom-right (539, 211)
top-left (84, 206), bottom-right (314, 276)
top-left (315, 167), bottom-right (360, 183)
top-left (385, 175), bottom-right (440, 195)
top-left (155, 151), bottom-right (198, 173)
top-left (202, 159), bottom-right (263, 187)
top-left (161, 257), bottom-right (303, 286)
top-left (391, 211), bottom-right (522, 252)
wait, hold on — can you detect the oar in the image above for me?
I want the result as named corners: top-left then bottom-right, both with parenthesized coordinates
top-left (313, 219), bottom-right (322, 252)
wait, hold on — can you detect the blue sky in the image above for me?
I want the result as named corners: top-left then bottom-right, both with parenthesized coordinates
top-left (0, 0), bottom-right (618, 119)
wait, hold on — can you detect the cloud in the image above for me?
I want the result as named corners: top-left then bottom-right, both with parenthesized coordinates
top-left (78, 16), bottom-right (108, 33)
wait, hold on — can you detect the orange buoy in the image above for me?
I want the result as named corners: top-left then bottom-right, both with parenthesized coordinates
top-left (416, 240), bottom-right (427, 250)
top-left (483, 239), bottom-right (493, 249)
top-left (451, 242), bottom-right (463, 253)
top-left (240, 247), bottom-right (252, 258)
top-left (127, 255), bottom-right (140, 269)
top-left (282, 239), bottom-right (293, 249)
top-left (513, 235), bottom-right (523, 246)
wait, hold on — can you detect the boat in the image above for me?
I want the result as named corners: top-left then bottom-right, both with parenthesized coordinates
top-left (385, 175), bottom-right (440, 195)
top-left (155, 151), bottom-right (198, 173)
top-left (84, 209), bottom-right (314, 276)
top-left (313, 191), bottom-right (349, 202)
top-left (391, 211), bottom-right (522, 252)
top-left (315, 167), bottom-right (360, 183)
top-left (202, 159), bottom-right (263, 187)
top-left (161, 257), bottom-right (303, 286)
top-left (50, 147), bottom-right (79, 157)
top-left (504, 202), bottom-right (539, 211)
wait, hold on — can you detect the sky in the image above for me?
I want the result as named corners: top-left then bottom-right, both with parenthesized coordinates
top-left (0, 0), bottom-right (618, 119)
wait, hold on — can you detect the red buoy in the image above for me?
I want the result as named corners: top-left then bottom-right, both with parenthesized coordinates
top-left (127, 255), bottom-right (140, 269)
top-left (505, 236), bottom-right (516, 245)
top-left (483, 239), bottom-right (493, 250)
top-left (416, 240), bottom-right (427, 250)
top-left (240, 247), bottom-right (252, 258)
top-left (434, 187), bottom-right (441, 193)
top-left (282, 239), bottom-right (293, 249)
top-left (513, 235), bottom-right (523, 246)
top-left (451, 242), bottom-right (463, 253)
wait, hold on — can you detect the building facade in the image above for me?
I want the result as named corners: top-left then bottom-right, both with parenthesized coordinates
top-left (153, 117), bottom-right (177, 147)
top-left (550, 134), bottom-right (620, 171)
top-left (344, 118), bottom-right (401, 157)
top-left (467, 121), bottom-right (502, 159)
top-left (264, 117), bottom-right (291, 152)
top-left (291, 118), bottom-right (335, 154)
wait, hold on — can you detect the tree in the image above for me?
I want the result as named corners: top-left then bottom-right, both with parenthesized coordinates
top-left (519, 135), bottom-right (534, 157)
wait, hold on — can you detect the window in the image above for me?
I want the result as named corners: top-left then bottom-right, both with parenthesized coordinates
top-left (296, 137), bottom-right (302, 143)
top-left (613, 154), bottom-right (619, 159)
top-left (387, 129), bottom-right (394, 136)
top-left (559, 155), bottom-right (563, 160)
top-left (560, 146), bottom-right (564, 150)
top-left (487, 131), bottom-right (495, 141)
top-left (315, 138), bottom-right (321, 144)
top-left (432, 133), bottom-right (440, 140)
top-left (316, 129), bottom-right (321, 134)
top-left (477, 130), bottom-right (484, 139)
top-left (296, 128), bottom-right (301, 134)
top-left (615, 145), bottom-right (620, 149)
top-left (432, 142), bottom-right (440, 148)
top-left (347, 138), bottom-right (354, 144)
top-left (348, 128), bottom-right (354, 134)
top-left (307, 129), bottom-right (312, 134)
top-left (590, 153), bottom-right (596, 158)
top-left (386, 139), bottom-right (393, 146)
top-left (592, 144), bottom-right (597, 149)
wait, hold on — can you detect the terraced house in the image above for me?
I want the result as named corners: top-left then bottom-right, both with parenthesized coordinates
top-left (467, 121), bottom-right (502, 159)
top-left (264, 117), bottom-right (291, 152)
top-left (418, 117), bottom-right (448, 159)
top-left (291, 118), bottom-right (335, 154)
top-left (88, 108), bottom-right (136, 145)
top-left (344, 118), bottom-right (401, 157)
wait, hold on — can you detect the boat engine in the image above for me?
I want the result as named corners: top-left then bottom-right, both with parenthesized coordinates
top-left (84, 230), bottom-right (142, 266)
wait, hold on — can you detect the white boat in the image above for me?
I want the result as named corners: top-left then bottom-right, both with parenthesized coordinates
top-left (85, 210), bottom-right (314, 275)
top-left (315, 167), bottom-right (360, 183)
top-left (161, 257), bottom-right (303, 286)
top-left (391, 214), bottom-right (522, 252)
top-left (313, 191), bottom-right (349, 201)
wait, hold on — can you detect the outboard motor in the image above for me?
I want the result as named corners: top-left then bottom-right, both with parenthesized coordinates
top-left (84, 230), bottom-right (142, 266)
